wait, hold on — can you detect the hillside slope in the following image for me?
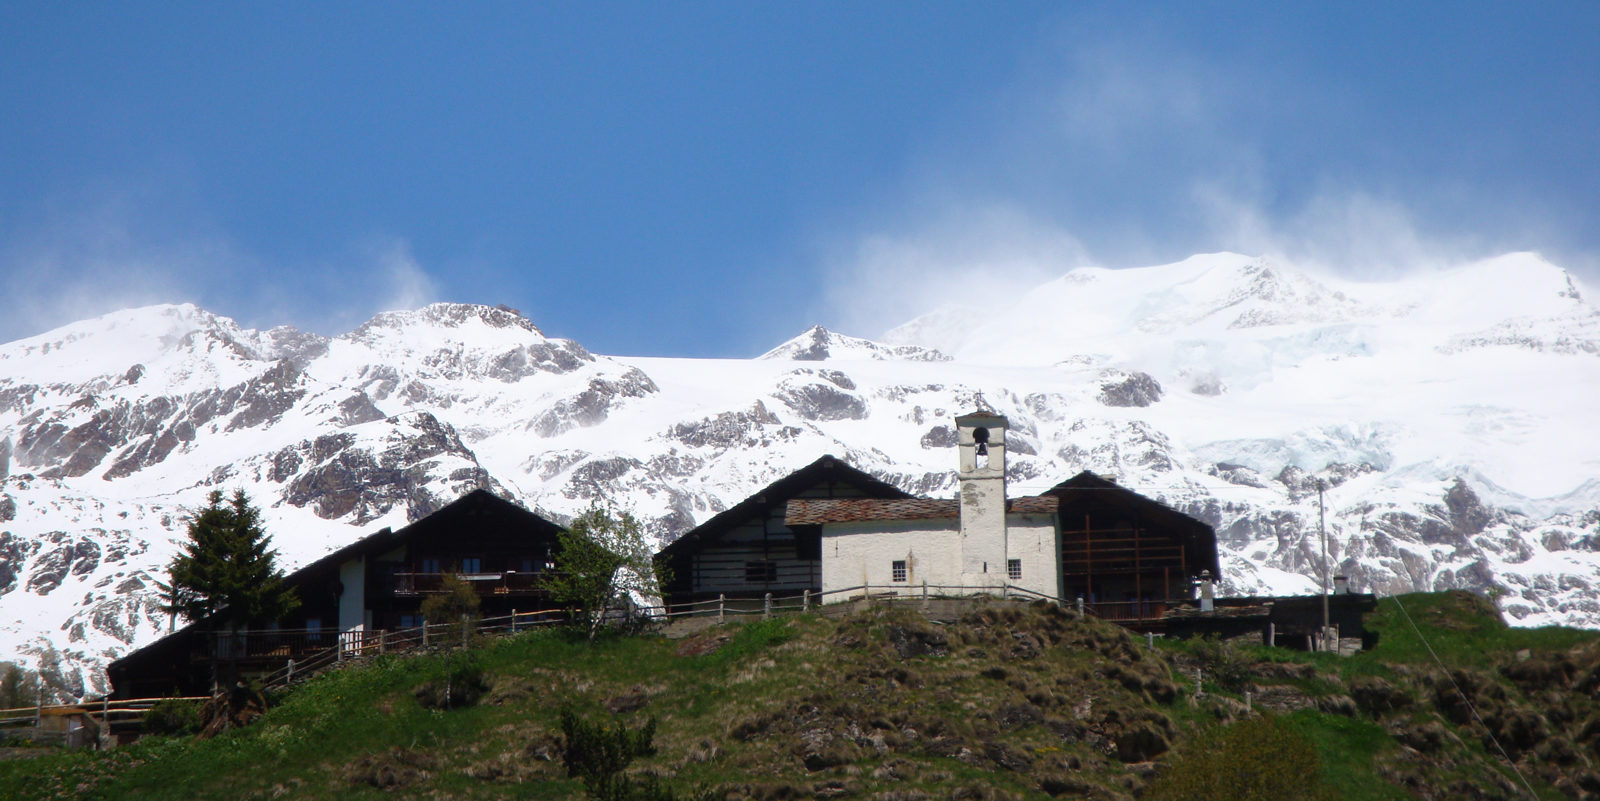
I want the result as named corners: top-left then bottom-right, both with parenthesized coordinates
top-left (4, 593), bottom-right (1599, 801)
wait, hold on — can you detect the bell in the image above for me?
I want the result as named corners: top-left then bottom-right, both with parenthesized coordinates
top-left (975, 442), bottom-right (988, 456)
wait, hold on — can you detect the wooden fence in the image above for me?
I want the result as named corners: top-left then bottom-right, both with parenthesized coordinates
top-left (0, 695), bottom-right (209, 749)
top-left (5, 582), bottom-right (1169, 748)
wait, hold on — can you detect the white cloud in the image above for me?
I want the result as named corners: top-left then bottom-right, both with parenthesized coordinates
top-left (815, 25), bottom-right (1597, 335)
top-left (0, 194), bottom-right (233, 342)
top-left (821, 204), bottom-right (1090, 340)
top-left (0, 189), bottom-right (442, 344)
top-left (371, 238), bottom-right (440, 315)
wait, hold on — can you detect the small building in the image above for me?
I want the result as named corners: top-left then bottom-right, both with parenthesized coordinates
top-left (107, 489), bottom-right (564, 698)
top-left (654, 455), bottom-right (912, 613)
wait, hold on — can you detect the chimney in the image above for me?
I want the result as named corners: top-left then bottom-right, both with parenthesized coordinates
top-left (1197, 570), bottom-right (1215, 613)
top-left (1333, 575), bottom-right (1350, 595)
top-left (955, 411), bottom-right (1008, 587)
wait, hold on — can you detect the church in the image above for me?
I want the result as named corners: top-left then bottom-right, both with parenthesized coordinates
top-left (659, 411), bottom-right (1221, 623)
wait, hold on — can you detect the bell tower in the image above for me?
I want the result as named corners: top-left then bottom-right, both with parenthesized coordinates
top-left (955, 410), bottom-right (1008, 587)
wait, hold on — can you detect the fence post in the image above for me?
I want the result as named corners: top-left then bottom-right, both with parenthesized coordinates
top-left (36, 684), bottom-right (43, 725)
top-left (718, 593), bottom-right (725, 625)
top-left (287, 659), bottom-right (295, 683)
top-left (379, 630), bottom-right (386, 654)
top-left (511, 608), bottom-right (518, 634)
top-left (337, 633), bottom-right (344, 662)
top-left (763, 593), bottom-right (772, 620)
top-left (802, 589), bottom-right (810, 612)
top-left (1147, 632), bottom-right (1155, 650)
top-left (422, 620), bottom-right (429, 648)
top-left (1075, 595), bottom-right (1084, 618)
top-left (1245, 690), bottom-right (1253, 712)
top-left (1267, 622), bottom-right (1275, 647)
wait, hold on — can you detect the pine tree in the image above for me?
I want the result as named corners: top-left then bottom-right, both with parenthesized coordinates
top-left (160, 489), bottom-right (298, 626)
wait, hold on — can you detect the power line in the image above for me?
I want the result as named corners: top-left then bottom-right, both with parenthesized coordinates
top-left (1390, 594), bottom-right (1540, 801)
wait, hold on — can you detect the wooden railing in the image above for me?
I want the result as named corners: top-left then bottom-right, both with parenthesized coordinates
top-left (0, 696), bottom-right (209, 748)
top-left (392, 571), bottom-right (548, 596)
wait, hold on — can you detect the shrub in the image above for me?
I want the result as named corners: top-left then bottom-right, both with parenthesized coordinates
top-left (413, 657), bottom-right (487, 710)
top-left (1144, 716), bottom-right (1334, 801)
top-left (1188, 635), bottom-right (1252, 693)
top-left (560, 710), bottom-right (678, 801)
top-left (143, 697), bottom-right (204, 737)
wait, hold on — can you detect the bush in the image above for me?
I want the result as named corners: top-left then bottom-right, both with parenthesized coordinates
top-left (413, 658), bottom-right (487, 710)
top-left (143, 697), bottom-right (204, 737)
top-left (1188, 635), bottom-right (1252, 693)
top-left (1144, 716), bottom-right (1334, 801)
top-left (560, 710), bottom-right (679, 801)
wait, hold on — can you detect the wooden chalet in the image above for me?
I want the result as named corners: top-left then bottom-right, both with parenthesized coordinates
top-left (107, 489), bottom-right (563, 698)
top-left (1044, 471), bottom-right (1220, 627)
top-left (655, 455), bottom-right (912, 612)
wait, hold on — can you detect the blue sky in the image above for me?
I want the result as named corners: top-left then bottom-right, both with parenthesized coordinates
top-left (2, 3), bottom-right (1597, 356)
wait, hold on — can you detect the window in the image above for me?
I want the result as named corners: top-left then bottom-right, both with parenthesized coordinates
top-left (460, 557), bottom-right (483, 574)
top-left (745, 561), bottom-right (778, 583)
top-left (306, 618), bottom-right (322, 641)
top-left (891, 560), bottom-right (908, 582)
top-left (1007, 559), bottom-right (1022, 580)
top-left (794, 529), bottom-right (822, 561)
top-left (398, 614), bottom-right (423, 629)
top-left (420, 558), bottom-right (442, 575)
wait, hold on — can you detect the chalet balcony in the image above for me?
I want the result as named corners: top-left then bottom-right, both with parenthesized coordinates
top-left (393, 571), bottom-right (548, 597)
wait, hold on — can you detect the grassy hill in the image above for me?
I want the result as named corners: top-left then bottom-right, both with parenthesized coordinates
top-left (4, 592), bottom-right (1600, 801)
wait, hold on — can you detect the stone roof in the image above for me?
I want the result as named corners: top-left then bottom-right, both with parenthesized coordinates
top-left (786, 495), bottom-right (1058, 525)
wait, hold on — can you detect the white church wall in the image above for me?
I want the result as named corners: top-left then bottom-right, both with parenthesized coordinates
top-left (821, 518), bottom-right (960, 599)
top-left (1003, 513), bottom-right (1061, 599)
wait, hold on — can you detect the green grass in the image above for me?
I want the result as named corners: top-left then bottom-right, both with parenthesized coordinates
top-left (1356, 591), bottom-right (1600, 670)
top-left (3, 593), bottom-right (1597, 800)
top-left (1281, 711), bottom-right (1410, 801)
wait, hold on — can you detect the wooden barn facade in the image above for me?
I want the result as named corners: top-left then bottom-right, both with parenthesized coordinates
top-left (1045, 471), bottom-right (1221, 626)
top-left (654, 455), bottom-right (912, 612)
top-left (107, 489), bottom-right (564, 698)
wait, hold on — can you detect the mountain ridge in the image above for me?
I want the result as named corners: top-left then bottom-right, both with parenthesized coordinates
top-left (1, 253), bottom-right (1597, 698)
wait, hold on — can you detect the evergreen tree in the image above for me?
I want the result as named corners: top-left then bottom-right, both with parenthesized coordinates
top-left (0, 662), bottom-right (40, 711)
top-left (420, 568), bottom-right (482, 641)
top-left (160, 489), bottom-right (298, 626)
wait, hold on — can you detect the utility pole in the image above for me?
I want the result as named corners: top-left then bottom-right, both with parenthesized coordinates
top-left (1318, 479), bottom-right (1330, 649)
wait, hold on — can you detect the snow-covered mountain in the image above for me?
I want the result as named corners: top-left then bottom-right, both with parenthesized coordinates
top-left (3, 252), bottom-right (1597, 698)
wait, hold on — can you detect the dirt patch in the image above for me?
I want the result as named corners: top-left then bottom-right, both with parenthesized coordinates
top-left (342, 747), bottom-right (437, 789)
top-left (676, 630), bottom-right (733, 657)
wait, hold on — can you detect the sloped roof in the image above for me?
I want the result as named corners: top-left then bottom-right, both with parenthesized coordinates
top-left (282, 488), bottom-right (559, 582)
top-left (655, 454), bottom-right (912, 559)
top-left (786, 495), bottom-right (1058, 525)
